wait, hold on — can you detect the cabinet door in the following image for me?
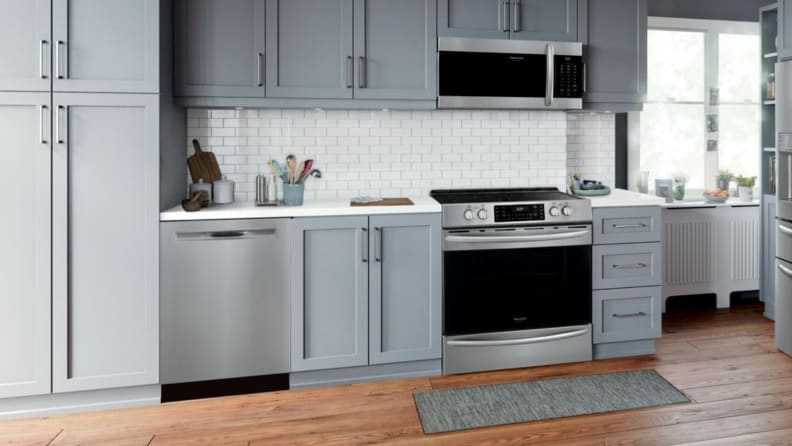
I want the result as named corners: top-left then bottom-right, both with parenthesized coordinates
top-left (511, 0), bottom-right (580, 42)
top-left (583, 0), bottom-right (646, 110)
top-left (0, 0), bottom-right (51, 92)
top-left (369, 214), bottom-right (441, 365)
top-left (781, 0), bottom-right (792, 61)
top-left (175, 0), bottom-right (266, 98)
top-left (52, 93), bottom-right (159, 392)
top-left (764, 197), bottom-right (777, 318)
top-left (438, 0), bottom-right (506, 39)
top-left (0, 93), bottom-right (51, 399)
top-left (353, 0), bottom-right (437, 100)
top-left (265, 0), bottom-right (354, 98)
top-left (52, 0), bottom-right (159, 93)
top-left (291, 216), bottom-right (369, 371)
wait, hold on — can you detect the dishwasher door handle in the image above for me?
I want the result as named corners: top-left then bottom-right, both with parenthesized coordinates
top-left (175, 228), bottom-right (276, 240)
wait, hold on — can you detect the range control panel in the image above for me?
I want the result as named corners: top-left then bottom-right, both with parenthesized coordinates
top-left (494, 204), bottom-right (545, 222)
top-left (440, 200), bottom-right (593, 228)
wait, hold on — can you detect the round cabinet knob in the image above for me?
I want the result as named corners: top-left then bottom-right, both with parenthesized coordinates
top-left (477, 208), bottom-right (488, 220)
top-left (463, 209), bottom-right (475, 221)
top-left (549, 207), bottom-right (561, 217)
top-left (562, 206), bottom-right (574, 216)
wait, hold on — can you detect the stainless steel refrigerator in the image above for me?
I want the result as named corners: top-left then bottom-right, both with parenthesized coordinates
top-left (776, 60), bottom-right (792, 356)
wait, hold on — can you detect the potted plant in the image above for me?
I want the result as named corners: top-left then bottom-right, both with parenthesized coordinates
top-left (672, 172), bottom-right (688, 201)
top-left (717, 170), bottom-right (734, 192)
top-left (735, 175), bottom-right (757, 202)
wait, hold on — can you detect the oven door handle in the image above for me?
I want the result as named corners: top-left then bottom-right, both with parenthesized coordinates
top-left (446, 328), bottom-right (589, 347)
top-left (445, 229), bottom-right (590, 244)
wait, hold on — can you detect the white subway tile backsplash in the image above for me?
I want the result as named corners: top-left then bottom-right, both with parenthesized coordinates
top-left (186, 109), bottom-right (614, 201)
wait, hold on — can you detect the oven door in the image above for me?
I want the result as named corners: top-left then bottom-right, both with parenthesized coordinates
top-left (442, 225), bottom-right (592, 336)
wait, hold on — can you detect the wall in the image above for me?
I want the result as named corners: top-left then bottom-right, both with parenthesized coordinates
top-left (648, 0), bottom-right (773, 22)
top-left (567, 113), bottom-right (616, 187)
top-left (186, 109), bottom-right (604, 202)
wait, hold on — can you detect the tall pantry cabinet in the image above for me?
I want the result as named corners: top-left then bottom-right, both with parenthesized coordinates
top-left (0, 0), bottom-right (182, 404)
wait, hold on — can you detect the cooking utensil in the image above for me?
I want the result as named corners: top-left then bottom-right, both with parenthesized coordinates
top-left (181, 190), bottom-right (208, 212)
top-left (308, 169), bottom-right (322, 180)
top-left (187, 139), bottom-right (222, 183)
top-left (297, 159), bottom-right (314, 183)
top-left (287, 157), bottom-right (297, 184)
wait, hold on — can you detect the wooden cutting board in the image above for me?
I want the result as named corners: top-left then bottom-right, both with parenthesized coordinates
top-left (187, 139), bottom-right (222, 183)
top-left (350, 198), bottom-right (414, 207)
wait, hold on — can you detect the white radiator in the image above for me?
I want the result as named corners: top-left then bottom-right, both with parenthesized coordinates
top-left (662, 205), bottom-right (760, 310)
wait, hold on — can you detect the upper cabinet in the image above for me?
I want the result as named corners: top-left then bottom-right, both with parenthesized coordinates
top-left (175, 0), bottom-right (266, 98)
top-left (439, 0), bottom-right (581, 42)
top-left (581, 0), bottom-right (647, 111)
top-left (0, 0), bottom-right (51, 92)
top-left (780, 0), bottom-right (792, 60)
top-left (353, 0), bottom-right (437, 100)
top-left (265, 0), bottom-right (354, 99)
top-left (52, 0), bottom-right (160, 93)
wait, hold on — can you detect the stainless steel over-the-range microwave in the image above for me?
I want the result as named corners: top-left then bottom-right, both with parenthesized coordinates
top-left (438, 37), bottom-right (584, 110)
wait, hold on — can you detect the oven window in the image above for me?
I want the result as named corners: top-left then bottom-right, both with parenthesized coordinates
top-left (443, 246), bottom-right (591, 336)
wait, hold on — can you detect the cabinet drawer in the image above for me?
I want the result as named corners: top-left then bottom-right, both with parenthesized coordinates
top-left (593, 243), bottom-right (661, 289)
top-left (593, 287), bottom-right (661, 344)
top-left (593, 207), bottom-right (661, 244)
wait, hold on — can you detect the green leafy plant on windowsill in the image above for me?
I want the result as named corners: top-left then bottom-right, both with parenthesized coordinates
top-left (735, 175), bottom-right (756, 188)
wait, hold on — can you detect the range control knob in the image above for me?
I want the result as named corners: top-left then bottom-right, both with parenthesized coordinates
top-left (477, 208), bottom-right (488, 220)
top-left (549, 206), bottom-right (561, 217)
top-left (562, 206), bottom-right (574, 216)
top-left (463, 209), bottom-right (475, 221)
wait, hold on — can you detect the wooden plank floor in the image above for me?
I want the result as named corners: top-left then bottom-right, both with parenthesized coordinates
top-left (3, 302), bottom-right (792, 446)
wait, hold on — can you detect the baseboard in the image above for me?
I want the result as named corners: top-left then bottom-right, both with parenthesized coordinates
top-left (594, 340), bottom-right (656, 360)
top-left (0, 385), bottom-right (160, 420)
top-left (290, 359), bottom-right (441, 389)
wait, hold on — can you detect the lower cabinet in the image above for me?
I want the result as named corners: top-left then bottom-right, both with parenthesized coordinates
top-left (593, 287), bottom-right (661, 344)
top-left (291, 213), bottom-right (441, 372)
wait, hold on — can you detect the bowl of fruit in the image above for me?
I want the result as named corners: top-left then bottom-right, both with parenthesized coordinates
top-left (703, 189), bottom-right (729, 203)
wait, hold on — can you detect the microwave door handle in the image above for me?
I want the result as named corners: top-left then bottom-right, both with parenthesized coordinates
top-left (545, 43), bottom-right (554, 107)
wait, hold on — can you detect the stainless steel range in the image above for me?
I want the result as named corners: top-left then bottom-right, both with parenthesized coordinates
top-left (430, 187), bottom-right (594, 375)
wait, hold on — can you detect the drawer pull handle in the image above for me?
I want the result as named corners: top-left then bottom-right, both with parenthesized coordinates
top-left (779, 224), bottom-right (792, 236)
top-left (613, 312), bottom-right (647, 318)
top-left (612, 263), bottom-right (647, 270)
top-left (612, 223), bottom-right (647, 229)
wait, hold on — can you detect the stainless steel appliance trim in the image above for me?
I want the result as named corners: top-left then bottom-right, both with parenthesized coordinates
top-left (545, 43), bottom-right (554, 106)
top-left (438, 96), bottom-right (581, 110)
top-left (442, 225), bottom-right (592, 251)
top-left (446, 328), bottom-right (588, 347)
top-left (438, 37), bottom-right (583, 55)
top-left (40, 40), bottom-right (48, 79)
top-left (779, 263), bottom-right (792, 278)
top-left (445, 229), bottom-right (590, 243)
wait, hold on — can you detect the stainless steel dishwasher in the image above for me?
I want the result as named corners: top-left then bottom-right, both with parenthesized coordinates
top-left (160, 218), bottom-right (290, 385)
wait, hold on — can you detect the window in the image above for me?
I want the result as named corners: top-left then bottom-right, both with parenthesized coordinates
top-left (640, 18), bottom-right (760, 194)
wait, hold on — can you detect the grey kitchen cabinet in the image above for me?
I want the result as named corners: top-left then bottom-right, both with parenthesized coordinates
top-left (291, 216), bottom-right (370, 372)
top-left (766, 195), bottom-right (778, 319)
top-left (368, 214), bottom-right (441, 364)
top-left (593, 206), bottom-right (660, 245)
top-left (52, 93), bottom-right (159, 392)
top-left (593, 242), bottom-right (662, 290)
top-left (0, 92), bottom-right (52, 399)
top-left (0, 0), bottom-right (51, 92)
top-left (174, 0), bottom-right (266, 98)
top-left (52, 0), bottom-right (159, 93)
top-left (438, 0), bottom-right (506, 39)
top-left (266, 0), bottom-right (354, 99)
top-left (780, 0), bottom-right (792, 60)
top-left (352, 0), bottom-right (437, 100)
top-left (511, 0), bottom-right (581, 42)
top-left (438, 0), bottom-right (581, 41)
top-left (581, 0), bottom-right (647, 111)
top-left (593, 287), bottom-right (661, 344)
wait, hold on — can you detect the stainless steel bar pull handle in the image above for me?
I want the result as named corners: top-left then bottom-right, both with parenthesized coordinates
top-left (613, 223), bottom-right (647, 229)
top-left (779, 263), bottom-right (792, 278)
top-left (55, 40), bottom-right (65, 79)
top-left (361, 227), bottom-right (368, 262)
top-left (39, 105), bottom-right (48, 144)
top-left (612, 263), bottom-right (648, 270)
top-left (779, 224), bottom-right (792, 236)
top-left (374, 227), bottom-right (381, 262)
top-left (500, 0), bottom-right (509, 32)
top-left (545, 43), bottom-right (555, 107)
top-left (358, 56), bottom-right (366, 88)
top-left (446, 328), bottom-right (589, 347)
top-left (256, 52), bottom-right (264, 87)
top-left (613, 312), bottom-right (647, 318)
top-left (39, 40), bottom-right (48, 79)
top-left (56, 105), bottom-right (65, 144)
top-left (512, 0), bottom-right (520, 32)
top-left (346, 56), bottom-right (353, 88)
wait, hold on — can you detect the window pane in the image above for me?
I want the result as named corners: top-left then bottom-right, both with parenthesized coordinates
top-left (719, 33), bottom-right (760, 103)
top-left (647, 30), bottom-right (706, 102)
top-left (640, 103), bottom-right (706, 190)
top-left (719, 104), bottom-right (760, 179)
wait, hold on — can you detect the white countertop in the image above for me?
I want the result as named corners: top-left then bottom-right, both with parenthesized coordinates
top-left (661, 198), bottom-right (760, 208)
top-left (583, 188), bottom-right (667, 208)
top-left (160, 197), bottom-right (441, 221)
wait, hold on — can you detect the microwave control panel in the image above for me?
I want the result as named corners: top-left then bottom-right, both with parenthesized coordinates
top-left (556, 56), bottom-right (583, 98)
